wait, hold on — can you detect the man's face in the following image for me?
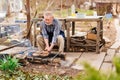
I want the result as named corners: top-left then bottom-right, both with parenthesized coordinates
top-left (44, 16), bottom-right (53, 25)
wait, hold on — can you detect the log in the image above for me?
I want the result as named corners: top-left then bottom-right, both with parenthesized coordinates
top-left (0, 40), bottom-right (28, 52)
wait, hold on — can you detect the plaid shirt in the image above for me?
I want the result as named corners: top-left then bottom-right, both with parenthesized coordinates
top-left (40, 19), bottom-right (61, 44)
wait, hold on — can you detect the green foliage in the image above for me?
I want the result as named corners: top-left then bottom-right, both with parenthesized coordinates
top-left (74, 62), bottom-right (107, 80)
top-left (82, 63), bottom-right (104, 80)
top-left (73, 57), bottom-right (120, 80)
top-left (0, 69), bottom-right (71, 80)
top-left (113, 57), bottom-right (120, 74)
top-left (0, 55), bottom-right (20, 73)
top-left (53, 9), bottom-right (94, 18)
top-left (0, 55), bottom-right (71, 79)
top-left (77, 9), bottom-right (94, 16)
top-left (2, 55), bottom-right (120, 80)
top-left (54, 9), bottom-right (69, 18)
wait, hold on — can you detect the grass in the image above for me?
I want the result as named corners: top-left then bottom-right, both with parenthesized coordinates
top-left (52, 8), bottom-right (95, 18)
top-left (77, 9), bottom-right (94, 16)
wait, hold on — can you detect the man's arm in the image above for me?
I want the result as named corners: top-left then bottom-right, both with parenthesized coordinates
top-left (51, 20), bottom-right (61, 44)
top-left (44, 38), bottom-right (50, 50)
top-left (41, 22), bottom-right (50, 50)
top-left (49, 20), bottom-right (61, 51)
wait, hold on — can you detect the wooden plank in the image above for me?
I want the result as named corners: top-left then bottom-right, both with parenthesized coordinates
top-left (0, 43), bottom-right (25, 52)
top-left (0, 23), bottom-right (19, 25)
top-left (112, 65), bottom-right (116, 72)
top-left (104, 49), bottom-right (116, 62)
top-left (60, 52), bottom-right (82, 67)
top-left (110, 41), bottom-right (120, 49)
top-left (72, 52), bottom-right (106, 70)
top-left (90, 52), bottom-right (106, 70)
top-left (0, 45), bottom-right (7, 50)
top-left (100, 62), bottom-right (112, 73)
top-left (0, 47), bottom-right (28, 55)
top-left (71, 64), bottom-right (84, 70)
top-left (115, 52), bottom-right (120, 57)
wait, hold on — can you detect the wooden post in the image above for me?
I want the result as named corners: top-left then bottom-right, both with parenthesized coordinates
top-left (72, 21), bottom-right (75, 35)
top-left (96, 20), bottom-right (101, 54)
top-left (66, 21), bottom-right (70, 51)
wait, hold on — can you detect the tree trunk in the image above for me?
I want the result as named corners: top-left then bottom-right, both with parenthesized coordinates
top-left (112, 3), bottom-right (120, 17)
top-left (26, 0), bottom-right (31, 39)
top-left (6, 0), bottom-right (11, 17)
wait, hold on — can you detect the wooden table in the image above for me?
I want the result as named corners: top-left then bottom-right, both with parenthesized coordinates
top-left (65, 16), bottom-right (103, 53)
top-left (32, 16), bottom-right (103, 53)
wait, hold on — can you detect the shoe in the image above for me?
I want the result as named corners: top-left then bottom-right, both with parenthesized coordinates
top-left (32, 50), bottom-right (50, 57)
top-left (39, 50), bottom-right (49, 57)
top-left (32, 51), bottom-right (41, 57)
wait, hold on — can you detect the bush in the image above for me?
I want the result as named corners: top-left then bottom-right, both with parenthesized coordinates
top-left (73, 57), bottom-right (120, 80)
top-left (0, 55), bottom-right (20, 73)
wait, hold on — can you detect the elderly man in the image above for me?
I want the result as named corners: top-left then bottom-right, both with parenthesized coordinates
top-left (34, 11), bottom-right (65, 57)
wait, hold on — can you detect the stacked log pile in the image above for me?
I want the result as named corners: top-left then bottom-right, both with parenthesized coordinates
top-left (70, 27), bottom-right (97, 52)
top-left (70, 35), bottom-right (105, 52)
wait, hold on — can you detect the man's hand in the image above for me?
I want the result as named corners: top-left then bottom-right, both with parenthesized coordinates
top-left (45, 46), bottom-right (52, 52)
top-left (47, 47), bottom-right (52, 52)
top-left (45, 46), bottom-right (49, 51)
top-left (45, 43), bottom-right (54, 52)
top-left (48, 43), bottom-right (54, 52)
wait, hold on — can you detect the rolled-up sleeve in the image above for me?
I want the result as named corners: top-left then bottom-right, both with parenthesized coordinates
top-left (51, 21), bottom-right (61, 44)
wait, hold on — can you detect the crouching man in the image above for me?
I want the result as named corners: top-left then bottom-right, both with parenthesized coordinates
top-left (33, 11), bottom-right (65, 58)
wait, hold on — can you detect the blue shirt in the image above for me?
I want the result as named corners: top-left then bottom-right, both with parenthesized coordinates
top-left (40, 19), bottom-right (61, 44)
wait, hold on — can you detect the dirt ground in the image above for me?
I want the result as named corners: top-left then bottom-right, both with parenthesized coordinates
top-left (21, 63), bottom-right (80, 77)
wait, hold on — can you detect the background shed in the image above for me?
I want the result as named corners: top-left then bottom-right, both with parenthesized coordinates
top-left (95, 0), bottom-right (120, 16)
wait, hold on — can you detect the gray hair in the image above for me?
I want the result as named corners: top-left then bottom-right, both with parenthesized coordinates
top-left (43, 11), bottom-right (54, 17)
